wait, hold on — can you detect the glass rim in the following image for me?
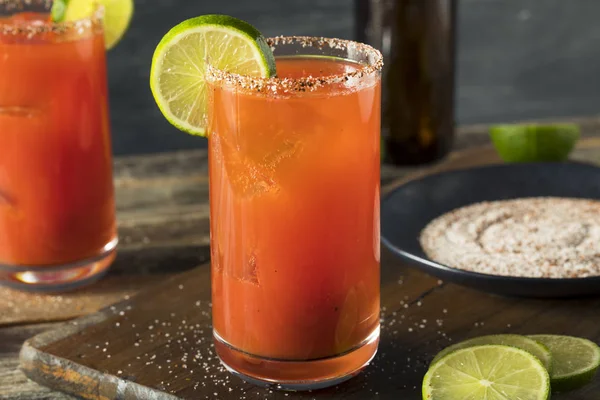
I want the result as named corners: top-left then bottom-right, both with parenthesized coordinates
top-left (206, 36), bottom-right (383, 94)
top-left (0, 0), bottom-right (104, 35)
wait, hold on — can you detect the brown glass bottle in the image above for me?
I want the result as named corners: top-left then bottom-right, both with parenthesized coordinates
top-left (356, 0), bottom-right (457, 165)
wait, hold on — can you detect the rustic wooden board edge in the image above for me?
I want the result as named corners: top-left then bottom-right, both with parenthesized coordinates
top-left (17, 269), bottom-right (205, 400)
top-left (19, 307), bottom-right (180, 400)
top-left (20, 344), bottom-right (179, 400)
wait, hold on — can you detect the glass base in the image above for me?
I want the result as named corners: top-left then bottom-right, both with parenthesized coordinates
top-left (214, 325), bottom-right (379, 391)
top-left (0, 238), bottom-right (117, 292)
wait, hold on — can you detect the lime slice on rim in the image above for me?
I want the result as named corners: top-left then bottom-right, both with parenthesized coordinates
top-left (149, 15), bottom-right (276, 137)
top-left (490, 124), bottom-right (580, 163)
top-left (423, 345), bottom-right (550, 400)
top-left (430, 334), bottom-right (553, 372)
top-left (51, 0), bottom-right (134, 50)
top-left (529, 334), bottom-right (600, 392)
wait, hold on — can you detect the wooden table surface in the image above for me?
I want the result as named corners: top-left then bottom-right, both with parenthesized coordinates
top-left (4, 116), bottom-right (600, 400)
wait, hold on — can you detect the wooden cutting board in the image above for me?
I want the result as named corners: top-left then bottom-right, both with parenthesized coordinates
top-left (19, 252), bottom-right (600, 400)
top-left (16, 250), bottom-right (450, 400)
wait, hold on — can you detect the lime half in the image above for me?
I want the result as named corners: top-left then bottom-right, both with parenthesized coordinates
top-left (529, 334), bottom-right (600, 392)
top-left (51, 0), bottom-right (134, 50)
top-left (490, 124), bottom-right (580, 162)
top-left (423, 345), bottom-right (550, 400)
top-left (431, 334), bottom-right (553, 372)
top-left (149, 15), bottom-right (276, 136)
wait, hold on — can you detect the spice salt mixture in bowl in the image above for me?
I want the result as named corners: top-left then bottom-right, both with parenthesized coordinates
top-left (420, 197), bottom-right (600, 279)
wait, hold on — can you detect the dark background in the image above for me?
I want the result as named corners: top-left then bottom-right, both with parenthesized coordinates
top-left (109, 0), bottom-right (600, 155)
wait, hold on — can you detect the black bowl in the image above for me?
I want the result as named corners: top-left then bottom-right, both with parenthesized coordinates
top-left (381, 162), bottom-right (600, 298)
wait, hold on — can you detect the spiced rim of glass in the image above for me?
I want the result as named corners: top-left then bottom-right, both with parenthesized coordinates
top-left (206, 36), bottom-right (383, 94)
top-left (0, 0), bottom-right (104, 34)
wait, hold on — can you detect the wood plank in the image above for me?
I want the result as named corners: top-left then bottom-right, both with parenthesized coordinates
top-left (0, 241), bottom-right (210, 326)
top-left (113, 150), bottom-right (208, 181)
top-left (0, 276), bottom-right (156, 327)
top-left (383, 137), bottom-right (600, 193)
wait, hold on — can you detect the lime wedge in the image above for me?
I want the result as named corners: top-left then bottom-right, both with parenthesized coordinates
top-left (51, 0), bottom-right (133, 50)
top-left (431, 334), bottom-right (553, 372)
top-left (423, 345), bottom-right (550, 400)
top-left (149, 15), bottom-right (276, 137)
top-left (529, 334), bottom-right (600, 392)
top-left (490, 124), bottom-right (580, 162)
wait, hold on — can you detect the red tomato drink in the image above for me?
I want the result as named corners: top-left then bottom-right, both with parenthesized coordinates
top-left (0, 7), bottom-right (117, 291)
top-left (208, 37), bottom-right (382, 389)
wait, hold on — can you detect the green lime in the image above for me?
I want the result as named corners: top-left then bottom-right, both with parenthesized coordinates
top-left (529, 334), bottom-right (600, 392)
top-left (431, 334), bottom-right (553, 372)
top-left (149, 15), bottom-right (276, 137)
top-left (489, 124), bottom-right (580, 162)
top-left (50, 0), bottom-right (67, 22)
top-left (51, 0), bottom-right (134, 50)
top-left (423, 345), bottom-right (550, 400)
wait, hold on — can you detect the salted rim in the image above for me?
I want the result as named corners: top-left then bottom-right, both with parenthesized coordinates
top-left (206, 36), bottom-right (383, 94)
top-left (0, 0), bottom-right (104, 37)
